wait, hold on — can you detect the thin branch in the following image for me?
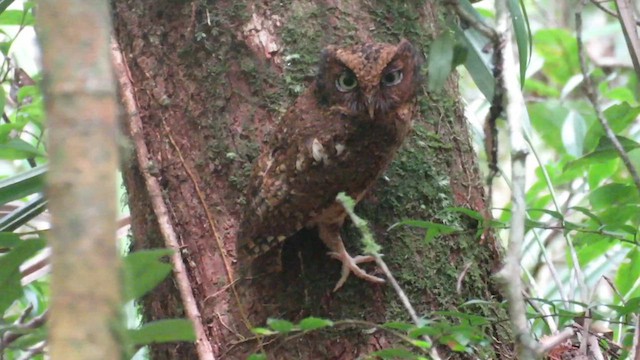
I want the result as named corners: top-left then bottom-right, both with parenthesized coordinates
top-left (337, 193), bottom-right (441, 360)
top-left (0, 310), bottom-right (47, 351)
top-left (576, 1), bottom-right (640, 195)
top-left (589, 0), bottom-right (640, 26)
top-left (111, 40), bottom-right (216, 360)
top-left (493, 0), bottom-right (539, 358)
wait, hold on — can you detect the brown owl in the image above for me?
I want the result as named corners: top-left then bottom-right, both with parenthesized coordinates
top-left (237, 39), bottom-right (423, 290)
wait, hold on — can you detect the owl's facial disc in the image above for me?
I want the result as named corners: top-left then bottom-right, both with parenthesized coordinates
top-left (335, 70), bottom-right (358, 92)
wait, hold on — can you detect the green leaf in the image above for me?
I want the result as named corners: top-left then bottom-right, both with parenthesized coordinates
top-left (127, 319), bottom-right (195, 345)
top-left (123, 249), bottom-right (173, 301)
top-left (0, 239), bottom-right (45, 313)
top-left (589, 183), bottom-right (639, 209)
top-left (452, 0), bottom-right (495, 100)
top-left (507, 0), bottom-right (531, 84)
top-left (298, 317), bottom-right (333, 331)
top-left (408, 326), bottom-right (437, 339)
top-left (411, 339), bottom-right (432, 348)
top-left (0, 0), bottom-right (15, 15)
top-left (0, 9), bottom-right (33, 26)
top-left (382, 321), bottom-right (414, 331)
top-left (533, 29), bottom-right (579, 84)
top-left (371, 348), bottom-right (417, 359)
top-left (251, 327), bottom-right (276, 335)
top-left (428, 30), bottom-right (455, 91)
top-left (565, 136), bottom-right (640, 171)
top-left (616, 248), bottom-right (640, 297)
top-left (5, 327), bottom-right (46, 349)
top-left (569, 206), bottom-right (603, 225)
top-left (247, 354), bottom-right (267, 360)
top-left (0, 231), bottom-right (22, 248)
top-left (267, 318), bottom-right (294, 333)
top-left (0, 139), bottom-right (46, 159)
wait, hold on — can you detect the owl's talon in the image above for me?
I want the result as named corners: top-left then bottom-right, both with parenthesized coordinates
top-left (328, 251), bottom-right (385, 291)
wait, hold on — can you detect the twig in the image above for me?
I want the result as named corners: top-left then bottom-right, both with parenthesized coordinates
top-left (614, 0), bottom-right (640, 81)
top-left (493, 0), bottom-right (539, 358)
top-left (336, 193), bottom-right (442, 360)
top-left (0, 310), bottom-right (47, 352)
top-left (589, 0), bottom-right (640, 26)
top-left (576, 1), bottom-right (640, 196)
top-left (111, 40), bottom-right (215, 360)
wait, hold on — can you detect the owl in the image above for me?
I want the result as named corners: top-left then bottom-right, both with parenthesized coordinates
top-left (237, 39), bottom-right (423, 291)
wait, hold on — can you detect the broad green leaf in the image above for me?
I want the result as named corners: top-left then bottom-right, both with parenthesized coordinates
top-left (533, 29), bottom-right (579, 84)
top-left (382, 321), bottom-right (414, 331)
top-left (0, 9), bottom-right (33, 26)
top-left (267, 318), bottom-right (294, 333)
top-left (0, 239), bottom-right (45, 313)
top-left (589, 183), bottom-right (639, 209)
top-left (251, 327), bottom-right (275, 335)
top-left (298, 317), bottom-right (333, 331)
top-left (442, 207), bottom-right (483, 220)
top-left (0, 231), bottom-right (22, 248)
top-left (453, 0), bottom-right (495, 99)
top-left (127, 319), bottom-right (195, 345)
top-left (408, 326), bottom-right (437, 339)
top-left (247, 354), bottom-right (267, 360)
top-left (569, 206), bottom-right (603, 225)
top-left (5, 327), bottom-right (46, 349)
top-left (507, 0), bottom-right (531, 84)
top-left (616, 248), bottom-right (640, 297)
top-left (586, 159), bottom-right (619, 189)
top-left (371, 348), bottom-right (417, 359)
top-left (0, 139), bottom-right (46, 159)
top-left (0, 0), bottom-right (15, 15)
top-left (428, 30), bottom-right (455, 91)
top-left (123, 249), bottom-right (173, 301)
top-left (583, 103), bottom-right (640, 151)
top-left (528, 101), bottom-right (569, 153)
top-left (411, 339), bottom-right (432, 348)
top-left (565, 136), bottom-right (640, 171)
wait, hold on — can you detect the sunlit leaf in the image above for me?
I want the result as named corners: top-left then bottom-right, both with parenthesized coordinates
top-left (123, 249), bottom-right (173, 301)
top-left (127, 319), bottom-right (195, 345)
top-left (0, 239), bottom-right (45, 313)
top-left (267, 318), bottom-right (295, 333)
top-left (298, 317), bottom-right (333, 331)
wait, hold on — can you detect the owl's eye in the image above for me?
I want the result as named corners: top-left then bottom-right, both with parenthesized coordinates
top-left (381, 69), bottom-right (403, 87)
top-left (336, 71), bottom-right (358, 92)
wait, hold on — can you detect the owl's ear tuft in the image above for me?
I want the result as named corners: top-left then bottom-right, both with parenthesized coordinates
top-left (394, 39), bottom-right (424, 86)
top-left (315, 46), bottom-right (341, 105)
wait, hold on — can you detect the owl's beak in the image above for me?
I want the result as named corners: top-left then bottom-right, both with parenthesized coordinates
top-left (367, 97), bottom-right (375, 119)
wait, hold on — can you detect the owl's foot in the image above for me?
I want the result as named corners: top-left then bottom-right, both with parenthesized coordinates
top-left (328, 250), bottom-right (385, 291)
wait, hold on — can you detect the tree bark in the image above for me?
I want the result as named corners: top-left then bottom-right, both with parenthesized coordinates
top-left (114, 1), bottom-right (512, 359)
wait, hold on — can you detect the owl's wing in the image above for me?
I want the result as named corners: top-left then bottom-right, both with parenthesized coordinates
top-left (237, 90), bottom-right (346, 259)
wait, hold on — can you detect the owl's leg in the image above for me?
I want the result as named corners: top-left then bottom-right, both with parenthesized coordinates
top-left (318, 223), bottom-right (385, 291)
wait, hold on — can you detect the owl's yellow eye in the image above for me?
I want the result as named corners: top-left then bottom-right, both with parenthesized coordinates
top-left (381, 69), bottom-right (403, 86)
top-left (336, 71), bottom-right (358, 92)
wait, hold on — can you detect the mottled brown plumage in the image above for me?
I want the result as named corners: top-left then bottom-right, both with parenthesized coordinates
top-left (237, 39), bottom-right (423, 290)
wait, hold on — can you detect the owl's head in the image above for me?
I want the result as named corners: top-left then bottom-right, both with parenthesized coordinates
top-left (315, 39), bottom-right (423, 119)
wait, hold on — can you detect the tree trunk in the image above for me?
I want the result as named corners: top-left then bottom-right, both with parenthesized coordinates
top-left (114, 1), bottom-right (512, 359)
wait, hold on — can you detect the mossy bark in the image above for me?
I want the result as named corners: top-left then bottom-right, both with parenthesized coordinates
top-left (114, 1), bottom-right (513, 359)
